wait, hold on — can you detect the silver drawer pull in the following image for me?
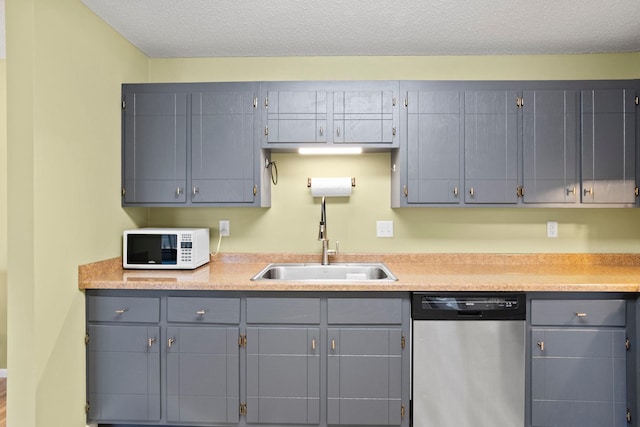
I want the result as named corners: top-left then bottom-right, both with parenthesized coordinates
top-left (148, 337), bottom-right (156, 347)
top-left (168, 338), bottom-right (175, 348)
top-left (311, 339), bottom-right (316, 350)
top-left (115, 308), bottom-right (128, 314)
top-left (537, 341), bottom-right (544, 351)
top-left (575, 312), bottom-right (587, 317)
top-left (196, 310), bottom-right (206, 316)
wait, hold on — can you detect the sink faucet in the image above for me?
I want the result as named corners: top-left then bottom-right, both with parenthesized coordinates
top-left (318, 197), bottom-right (338, 265)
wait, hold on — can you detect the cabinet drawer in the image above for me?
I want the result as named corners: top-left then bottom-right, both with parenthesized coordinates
top-left (531, 299), bottom-right (626, 326)
top-left (246, 298), bottom-right (321, 324)
top-left (328, 298), bottom-right (402, 324)
top-left (87, 296), bottom-right (160, 323)
top-left (167, 297), bottom-right (240, 324)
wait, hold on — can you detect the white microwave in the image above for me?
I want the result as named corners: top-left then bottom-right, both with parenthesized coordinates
top-left (123, 228), bottom-right (210, 270)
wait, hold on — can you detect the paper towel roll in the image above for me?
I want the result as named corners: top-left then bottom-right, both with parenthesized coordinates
top-left (310, 177), bottom-right (353, 197)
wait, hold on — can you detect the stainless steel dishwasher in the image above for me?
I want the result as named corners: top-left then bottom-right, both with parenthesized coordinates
top-left (412, 293), bottom-right (526, 427)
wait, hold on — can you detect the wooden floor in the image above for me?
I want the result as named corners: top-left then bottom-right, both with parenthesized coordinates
top-left (0, 378), bottom-right (5, 427)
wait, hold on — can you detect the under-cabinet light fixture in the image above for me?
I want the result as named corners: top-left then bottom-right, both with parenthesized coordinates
top-left (298, 147), bottom-right (363, 155)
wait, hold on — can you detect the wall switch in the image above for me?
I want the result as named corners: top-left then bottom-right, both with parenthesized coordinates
top-left (219, 220), bottom-right (230, 237)
top-left (376, 221), bottom-right (394, 238)
top-left (546, 221), bottom-right (558, 238)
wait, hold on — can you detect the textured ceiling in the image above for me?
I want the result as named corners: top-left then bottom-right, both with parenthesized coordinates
top-left (80, 0), bottom-right (640, 58)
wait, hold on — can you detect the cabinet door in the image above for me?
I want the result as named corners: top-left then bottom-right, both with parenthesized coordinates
top-left (531, 328), bottom-right (627, 427)
top-left (166, 326), bottom-right (240, 424)
top-left (191, 86), bottom-right (258, 203)
top-left (581, 89), bottom-right (637, 204)
top-left (87, 325), bottom-right (160, 422)
top-left (333, 90), bottom-right (395, 144)
top-left (406, 90), bottom-right (461, 204)
top-left (464, 90), bottom-right (519, 203)
top-left (122, 90), bottom-right (187, 204)
top-left (246, 327), bottom-right (320, 424)
top-left (266, 90), bottom-right (327, 143)
top-left (523, 90), bottom-right (578, 203)
top-left (327, 327), bottom-right (403, 426)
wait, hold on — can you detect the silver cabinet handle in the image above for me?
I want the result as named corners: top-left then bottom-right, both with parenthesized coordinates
top-left (148, 337), bottom-right (156, 347)
top-left (566, 186), bottom-right (576, 196)
top-left (115, 308), bottom-right (127, 314)
top-left (319, 126), bottom-right (324, 136)
top-left (537, 341), bottom-right (544, 351)
top-left (392, 126), bottom-right (396, 136)
top-left (469, 187), bottom-right (475, 197)
top-left (311, 339), bottom-right (316, 350)
top-left (336, 127), bottom-right (341, 137)
top-left (192, 187), bottom-right (199, 196)
top-left (331, 339), bottom-right (336, 351)
top-left (196, 309), bottom-right (206, 316)
top-left (575, 312), bottom-right (587, 317)
top-left (168, 338), bottom-right (175, 348)
top-left (176, 187), bottom-right (183, 196)
top-left (583, 188), bottom-right (593, 196)
top-left (453, 187), bottom-right (459, 197)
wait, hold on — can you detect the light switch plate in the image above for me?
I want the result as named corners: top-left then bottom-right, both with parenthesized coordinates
top-left (376, 220), bottom-right (394, 238)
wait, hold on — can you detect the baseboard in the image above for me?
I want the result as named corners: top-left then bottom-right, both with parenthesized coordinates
top-left (0, 369), bottom-right (7, 378)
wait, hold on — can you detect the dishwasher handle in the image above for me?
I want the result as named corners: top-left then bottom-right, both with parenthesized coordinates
top-left (457, 310), bottom-right (483, 318)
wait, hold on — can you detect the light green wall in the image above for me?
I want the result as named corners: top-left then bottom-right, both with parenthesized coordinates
top-left (6, 0), bottom-right (148, 425)
top-left (147, 54), bottom-right (640, 254)
top-left (0, 59), bottom-right (6, 369)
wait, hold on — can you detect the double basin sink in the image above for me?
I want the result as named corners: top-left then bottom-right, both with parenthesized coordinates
top-left (251, 262), bottom-right (397, 282)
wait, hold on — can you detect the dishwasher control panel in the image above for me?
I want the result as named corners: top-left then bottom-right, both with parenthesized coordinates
top-left (412, 292), bottom-right (526, 320)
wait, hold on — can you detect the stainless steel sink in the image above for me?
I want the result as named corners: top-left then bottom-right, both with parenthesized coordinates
top-left (251, 263), bottom-right (397, 281)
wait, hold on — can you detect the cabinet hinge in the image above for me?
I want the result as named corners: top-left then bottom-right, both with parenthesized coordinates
top-left (403, 185), bottom-right (408, 198)
top-left (401, 403), bottom-right (406, 419)
top-left (404, 97), bottom-right (408, 108)
top-left (240, 402), bottom-right (248, 416)
top-left (627, 408), bottom-right (632, 423)
top-left (84, 333), bottom-right (90, 345)
top-left (253, 97), bottom-right (258, 109)
top-left (516, 186), bottom-right (525, 198)
top-left (265, 97), bottom-right (269, 108)
top-left (253, 185), bottom-right (258, 196)
top-left (85, 401), bottom-right (91, 414)
top-left (626, 337), bottom-right (631, 351)
top-left (264, 125), bottom-right (269, 136)
top-left (121, 98), bottom-right (126, 110)
top-left (635, 187), bottom-right (639, 197)
top-left (401, 334), bottom-right (406, 350)
top-left (238, 334), bottom-right (247, 348)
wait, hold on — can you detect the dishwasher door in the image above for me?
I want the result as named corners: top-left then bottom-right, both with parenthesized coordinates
top-left (412, 320), bottom-right (525, 427)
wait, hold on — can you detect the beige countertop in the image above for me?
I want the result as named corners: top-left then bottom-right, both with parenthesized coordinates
top-left (79, 253), bottom-right (640, 293)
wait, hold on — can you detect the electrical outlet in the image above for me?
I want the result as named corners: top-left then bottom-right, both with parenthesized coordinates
top-left (546, 221), bottom-right (558, 238)
top-left (219, 220), bottom-right (230, 237)
top-left (376, 221), bottom-right (394, 238)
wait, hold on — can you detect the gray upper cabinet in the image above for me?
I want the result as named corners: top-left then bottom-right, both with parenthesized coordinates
top-left (262, 81), bottom-right (399, 149)
top-left (405, 89), bottom-right (462, 204)
top-left (581, 89), bottom-right (637, 205)
top-left (191, 86), bottom-right (260, 204)
top-left (122, 82), bottom-right (269, 207)
top-left (464, 90), bottom-right (519, 204)
top-left (122, 90), bottom-right (188, 204)
top-left (522, 90), bottom-right (578, 204)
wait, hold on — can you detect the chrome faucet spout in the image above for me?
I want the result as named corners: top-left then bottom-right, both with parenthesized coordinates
top-left (317, 196), bottom-right (337, 265)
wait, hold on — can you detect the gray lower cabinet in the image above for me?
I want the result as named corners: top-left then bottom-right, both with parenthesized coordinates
top-left (530, 298), bottom-right (628, 427)
top-left (86, 291), bottom-right (410, 427)
top-left (86, 296), bottom-right (161, 423)
top-left (581, 88), bottom-right (637, 204)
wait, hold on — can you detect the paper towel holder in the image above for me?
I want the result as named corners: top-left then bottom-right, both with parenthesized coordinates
top-left (307, 177), bottom-right (356, 188)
